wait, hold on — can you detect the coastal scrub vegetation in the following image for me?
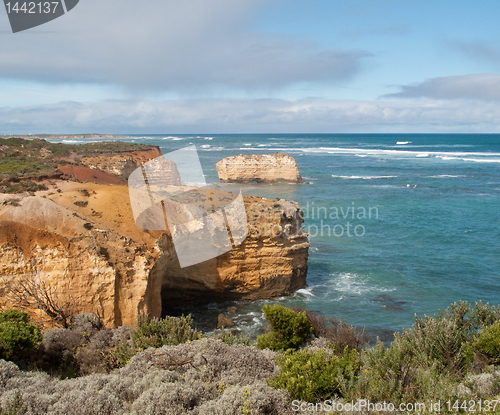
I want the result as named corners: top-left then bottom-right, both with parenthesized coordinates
top-left (256, 304), bottom-right (313, 351)
top-left (0, 137), bottom-right (155, 194)
top-left (0, 310), bottom-right (41, 362)
top-left (0, 301), bottom-right (499, 414)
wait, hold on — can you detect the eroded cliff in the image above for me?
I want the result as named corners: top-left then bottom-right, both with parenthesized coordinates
top-left (0, 183), bottom-right (309, 327)
top-left (0, 188), bottom-right (171, 328)
top-left (80, 147), bottom-right (163, 179)
top-left (162, 196), bottom-right (309, 305)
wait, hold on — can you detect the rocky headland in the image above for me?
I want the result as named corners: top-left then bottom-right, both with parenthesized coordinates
top-left (0, 139), bottom-right (309, 328)
top-left (216, 152), bottom-right (303, 183)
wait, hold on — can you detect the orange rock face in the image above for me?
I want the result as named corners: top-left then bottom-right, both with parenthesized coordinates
top-left (0, 183), bottom-right (309, 328)
top-left (162, 197), bottom-right (310, 305)
top-left (81, 147), bottom-right (163, 179)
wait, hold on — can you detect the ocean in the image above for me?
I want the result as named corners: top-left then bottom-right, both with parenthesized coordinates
top-left (57, 134), bottom-right (500, 341)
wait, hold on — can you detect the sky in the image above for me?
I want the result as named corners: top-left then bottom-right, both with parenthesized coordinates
top-left (1, 0), bottom-right (500, 134)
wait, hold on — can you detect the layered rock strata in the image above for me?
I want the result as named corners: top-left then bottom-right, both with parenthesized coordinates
top-left (0, 188), bottom-right (172, 328)
top-left (81, 147), bottom-right (163, 179)
top-left (216, 153), bottom-right (302, 183)
top-left (0, 184), bottom-right (309, 327)
top-left (161, 197), bottom-right (309, 305)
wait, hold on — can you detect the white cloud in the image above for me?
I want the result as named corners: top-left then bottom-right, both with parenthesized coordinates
top-left (2, 98), bottom-right (500, 134)
top-left (383, 74), bottom-right (500, 101)
top-left (0, 0), bottom-right (369, 92)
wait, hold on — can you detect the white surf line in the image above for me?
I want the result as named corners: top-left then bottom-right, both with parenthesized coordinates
top-left (239, 147), bottom-right (500, 157)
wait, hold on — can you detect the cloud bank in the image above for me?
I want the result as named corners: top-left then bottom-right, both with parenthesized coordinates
top-left (0, 0), bottom-right (369, 91)
top-left (384, 74), bottom-right (500, 101)
top-left (2, 98), bottom-right (500, 134)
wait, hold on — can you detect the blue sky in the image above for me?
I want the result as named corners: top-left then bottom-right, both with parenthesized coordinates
top-left (1, 0), bottom-right (500, 133)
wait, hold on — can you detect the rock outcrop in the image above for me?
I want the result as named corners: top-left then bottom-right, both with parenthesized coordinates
top-left (161, 197), bottom-right (309, 306)
top-left (0, 183), bottom-right (309, 328)
top-left (81, 147), bottom-right (163, 179)
top-left (0, 189), bottom-right (172, 328)
top-left (216, 153), bottom-right (302, 184)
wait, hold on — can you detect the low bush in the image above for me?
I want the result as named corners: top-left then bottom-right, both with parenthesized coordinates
top-left (474, 320), bottom-right (500, 363)
top-left (304, 309), bottom-right (369, 353)
top-left (0, 309), bottom-right (42, 362)
top-left (256, 304), bottom-right (312, 351)
top-left (268, 346), bottom-right (360, 402)
top-left (404, 313), bottom-right (472, 375)
top-left (0, 339), bottom-right (289, 414)
top-left (211, 328), bottom-right (251, 346)
top-left (2, 302), bottom-right (500, 413)
top-left (35, 313), bottom-right (129, 378)
top-left (343, 306), bottom-right (490, 405)
top-left (34, 313), bottom-right (202, 377)
top-left (131, 314), bottom-right (201, 350)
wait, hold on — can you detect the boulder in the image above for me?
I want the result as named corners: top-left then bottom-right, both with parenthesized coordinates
top-left (217, 313), bottom-right (235, 329)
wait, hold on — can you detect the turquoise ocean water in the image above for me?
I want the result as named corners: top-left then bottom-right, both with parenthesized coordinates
top-left (55, 134), bottom-right (500, 341)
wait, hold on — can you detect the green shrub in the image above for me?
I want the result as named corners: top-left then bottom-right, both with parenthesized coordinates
top-left (108, 335), bottom-right (136, 368)
top-left (349, 337), bottom-right (465, 404)
top-left (0, 309), bottom-right (42, 361)
top-left (405, 313), bottom-right (472, 375)
top-left (268, 347), bottom-right (359, 402)
top-left (131, 314), bottom-right (201, 350)
top-left (344, 308), bottom-right (478, 405)
top-left (474, 320), bottom-right (500, 362)
top-left (256, 304), bottom-right (313, 351)
top-left (48, 144), bottom-right (70, 157)
top-left (211, 328), bottom-right (251, 346)
top-left (448, 301), bottom-right (500, 336)
top-left (467, 301), bottom-right (500, 331)
top-left (353, 337), bottom-right (424, 402)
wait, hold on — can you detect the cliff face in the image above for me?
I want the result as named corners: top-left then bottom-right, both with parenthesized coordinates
top-left (161, 197), bottom-right (309, 305)
top-left (0, 191), bottom-right (171, 328)
top-left (216, 153), bottom-right (303, 184)
top-left (0, 184), bottom-right (309, 327)
top-left (81, 147), bottom-right (163, 179)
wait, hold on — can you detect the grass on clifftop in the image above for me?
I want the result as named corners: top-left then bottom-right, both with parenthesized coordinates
top-left (0, 137), bottom-right (155, 194)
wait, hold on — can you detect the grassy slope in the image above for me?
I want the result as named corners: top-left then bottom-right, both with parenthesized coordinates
top-left (0, 137), bottom-right (154, 194)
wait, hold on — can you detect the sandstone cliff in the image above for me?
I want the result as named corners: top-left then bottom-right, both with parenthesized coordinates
top-left (216, 153), bottom-right (302, 184)
top-left (0, 184), bottom-right (309, 327)
top-left (162, 196), bottom-right (309, 305)
top-left (0, 188), bottom-right (171, 328)
top-left (80, 147), bottom-right (163, 179)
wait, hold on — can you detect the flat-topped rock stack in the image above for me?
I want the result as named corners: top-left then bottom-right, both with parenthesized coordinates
top-left (216, 152), bottom-right (302, 184)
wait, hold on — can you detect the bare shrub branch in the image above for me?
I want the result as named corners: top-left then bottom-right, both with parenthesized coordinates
top-left (5, 271), bottom-right (75, 328)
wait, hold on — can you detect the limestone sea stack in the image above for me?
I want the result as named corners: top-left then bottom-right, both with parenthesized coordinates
top-left (216, 153), bottom-right (302, 184)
